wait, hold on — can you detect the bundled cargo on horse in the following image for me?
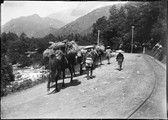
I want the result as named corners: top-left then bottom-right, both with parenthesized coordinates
top-left (43, 49), bottom-right (55, 58)
top-left (66, 40), bottom-right (79, 54)
top-left (95, 45), bottom-right (105, 52)
top-left (48, 42), bottom-right (66, 52)
top-left (47, 40), bottom-right (79, 55)
top-left (43, 41), bottom-right (66, 69)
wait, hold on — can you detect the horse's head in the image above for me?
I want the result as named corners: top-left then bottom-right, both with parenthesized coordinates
top-left (54, 50), bottom-right (64, 60)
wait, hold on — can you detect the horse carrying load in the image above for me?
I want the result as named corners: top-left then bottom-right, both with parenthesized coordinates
top-left (43, 40), bottom-right (84, 92)
top-left (45, 40), bottom-right (79, 55)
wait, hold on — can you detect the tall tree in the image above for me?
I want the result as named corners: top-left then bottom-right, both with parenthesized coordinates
top-left (92, 16), bottom-right (108, 45)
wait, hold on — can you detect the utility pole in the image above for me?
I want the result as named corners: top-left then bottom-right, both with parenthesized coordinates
top-left (142, 43), bottom-right (145, 54)
top-left (97, 30), bottom-right (100, 46)
top-left (131, 26), bottom-right (135, 53)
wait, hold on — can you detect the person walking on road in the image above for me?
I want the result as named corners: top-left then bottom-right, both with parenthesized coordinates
top-left (116, 50), bottom-right (124, 71)
top-left (105, 46), bottom-right (111, 64)
top-left (85, 47), bottom-right (94, 80)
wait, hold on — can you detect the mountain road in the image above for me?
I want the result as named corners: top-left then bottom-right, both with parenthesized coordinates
top-left (1, 53), bottom-right (167, 119)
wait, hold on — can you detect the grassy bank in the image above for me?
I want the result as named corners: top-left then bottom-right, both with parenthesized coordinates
top-left (145, 49), bottom-right (166, 64)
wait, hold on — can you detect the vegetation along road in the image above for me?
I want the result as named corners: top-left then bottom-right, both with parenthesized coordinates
top-left (1, 53), bottom-right (166, 119)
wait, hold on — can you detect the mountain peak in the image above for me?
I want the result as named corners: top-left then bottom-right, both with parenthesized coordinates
top-left (2, 14), bottom-right (65, 38)
top-left (27, 14), bottom-right (41, 21)
top-left (30, 14), bottom-right (40, 18)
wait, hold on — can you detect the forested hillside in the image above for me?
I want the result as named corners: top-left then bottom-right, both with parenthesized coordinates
top-left (91, 2), bottom-right (166, 52)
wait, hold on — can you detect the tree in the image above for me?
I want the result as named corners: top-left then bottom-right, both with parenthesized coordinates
top-left (20, 32), bottom-right (27, 41)
top-left (1, 32), bottom-right (19, 55)
top-left (44, 33), bottom-right (56, 42)
top-left (1, 54), bottom-right (15, 96)
top-left (92, 16), bottom-right (108, 45)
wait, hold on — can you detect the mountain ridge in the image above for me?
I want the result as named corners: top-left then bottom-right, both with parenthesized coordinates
top-left (2, 3), bottom-right (124, 38)
top-left (2, 14), bottom-right (65, 38)
top-left (54, 3), bottom-right (124, 37)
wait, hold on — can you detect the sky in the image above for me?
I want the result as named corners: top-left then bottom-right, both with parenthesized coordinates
top-left (1, 1), bottom-right (127, 25)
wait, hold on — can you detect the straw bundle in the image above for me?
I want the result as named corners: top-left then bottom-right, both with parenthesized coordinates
top-left (67, 41), bottom-right (79, 54)
top-left (43, 49), bottom-right (55, 58)
top-left (95, 45), bottom-right (105, 51)
top-left (48, 42), bottom-right (65, 49)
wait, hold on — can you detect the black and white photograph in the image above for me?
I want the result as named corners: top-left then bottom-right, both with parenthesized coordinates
top-left (1, 0), bottom-right (167, 119)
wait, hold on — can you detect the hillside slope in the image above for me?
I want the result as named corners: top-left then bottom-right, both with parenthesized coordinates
top-left (54, 4), bottom-right (123, 36)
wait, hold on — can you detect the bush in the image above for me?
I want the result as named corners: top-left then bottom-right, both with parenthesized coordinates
top-left (1, 55), bottom-right (15, 97)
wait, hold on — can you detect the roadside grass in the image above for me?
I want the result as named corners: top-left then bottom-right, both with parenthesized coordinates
top-left (145, 49), bottom-right (166, 64)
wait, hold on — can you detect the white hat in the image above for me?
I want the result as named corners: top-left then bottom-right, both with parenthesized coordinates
top-left (116, 50), bottom-right (124, 53)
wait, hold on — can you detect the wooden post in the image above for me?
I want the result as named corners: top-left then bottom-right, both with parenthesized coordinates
top-left (97, 30), bottom-right (100, 46)
top-left (131, 26), bottom-right (134, 53)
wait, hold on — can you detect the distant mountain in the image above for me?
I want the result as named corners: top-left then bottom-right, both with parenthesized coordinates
top-left (48, 9), bottom-right (78, 24)
top-left (2, 14), bottom-right (65, 38)
top-left (2, 3), bottom-right (124, 38)
top-left (54, 3), bottom-right (123, 36)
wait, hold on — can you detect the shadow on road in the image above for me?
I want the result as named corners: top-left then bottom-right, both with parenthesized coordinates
top-left (84, 75), bottom-right (96, 79)
top-left (64, 70), bottom-right (87, 78)
top-left (62, 79), bottom-right (81, 88)
top-left (115, 68), bottom-right (123, 71)
top-left (48, 79), bottom-right (81, 95)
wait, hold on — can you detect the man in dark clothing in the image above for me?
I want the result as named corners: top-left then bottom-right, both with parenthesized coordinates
top-left (116, 50), bottom-right (124, 70)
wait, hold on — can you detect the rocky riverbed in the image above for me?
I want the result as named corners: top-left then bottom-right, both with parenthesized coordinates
top-left (4, 65), bottom-right (50, 95)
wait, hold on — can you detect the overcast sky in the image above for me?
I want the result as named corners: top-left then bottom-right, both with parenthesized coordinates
top-left (1, 1), bottom-right (127, 25)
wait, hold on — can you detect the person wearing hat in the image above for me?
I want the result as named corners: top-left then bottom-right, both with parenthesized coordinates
top-left (85, 47), bottom-right (94, 80)
top-left (105, 46), bottom-right (111, 64)
top-left (116, 50), bottom-right (124, 70)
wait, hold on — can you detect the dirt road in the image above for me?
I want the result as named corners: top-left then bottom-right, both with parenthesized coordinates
top-left (1, 53), bottom-right (166, 119)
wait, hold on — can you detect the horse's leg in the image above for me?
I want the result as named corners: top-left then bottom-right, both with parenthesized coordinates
top-left (62, 69), bottom-right (65, 87)
top-left (90, 66), bottom-right (93, 78)
top-left (68, 65), bottom-right (73, 83)
top-left (80, 64), bottom-right (83, 75)
top-left (86, 67), bottom-right (89, 80)
top-left (73, 65), bottom-right (76, 77)
top-left (55, 77), bottom-right (58, 92)
top-left (55, 70), bottom-right (59, 92)
top-left (100, 56), bottom-right (102, 65)
top-left (47, 74), bottom-right (51, 91)
top-left (97, 56), bottom-right (99, 66)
